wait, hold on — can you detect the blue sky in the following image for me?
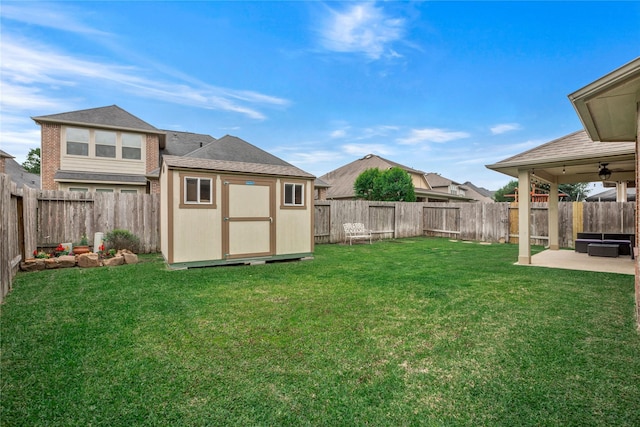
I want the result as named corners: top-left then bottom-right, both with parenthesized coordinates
top-left (1, 1), bottom-right (638, 191)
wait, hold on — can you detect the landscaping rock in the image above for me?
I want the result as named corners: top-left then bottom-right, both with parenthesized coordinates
top-left (57, 255), bottom-right (77, 268)
top-left (103, 256), bottom-right (124, 267)
top-left (44, 258), bottom-right (60, 269)
top-left (77, 253), bottom-right (100, 268)
top-left (123, 253), bottom-right (138, 264)
top-left (118, 249), bottom-right (139, 265)
top-left (20, 259), bottom-right (46, 272)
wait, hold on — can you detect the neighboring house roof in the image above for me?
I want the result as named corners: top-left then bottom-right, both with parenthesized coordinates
top-left (463, 181), bottom-right (495, 203)
top-left (1, 152), bottom-right (40, 189)
top-left (424, 172), bottom-right (493, 203)
top-left (585, 188), bottom-right (636, 202)
top-left (162, 155), bottom-right (314, 179)
top-left (184, 135), bottom-right (293, 167)
top-left (314, 177), bottom-right (331, 188)
top-left (161, 130), bottom-right (217, 157)
top-left (54, 171), bottom-right (147, 185)
top-left (318, 154), bottom-right (473, 201)
top-left (32, 105), bottom-right (164, 134)
top-left (425, 172), bottom-right (462, 188)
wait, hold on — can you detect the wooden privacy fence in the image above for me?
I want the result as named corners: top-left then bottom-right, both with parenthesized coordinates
top-left (37, 190), bottom-right (160, 253)
top-left (314, 200), bottom-right (636, 246)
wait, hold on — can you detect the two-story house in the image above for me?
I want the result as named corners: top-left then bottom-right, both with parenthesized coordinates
top-left (33, 105), bottom-right (166, 193)
top-left (318, 154), bottom-right (474, 202)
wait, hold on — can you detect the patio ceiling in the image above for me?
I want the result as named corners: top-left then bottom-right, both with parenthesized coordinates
top-left (485, 130), bottom-right (636, 185)
top-left (569, 57), bottom-right (640, 143)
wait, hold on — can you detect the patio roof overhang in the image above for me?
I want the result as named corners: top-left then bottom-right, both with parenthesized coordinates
top-left (485, 130), bottom-right (636, 185)
top-left (569, 57), bottom-right (640, 143)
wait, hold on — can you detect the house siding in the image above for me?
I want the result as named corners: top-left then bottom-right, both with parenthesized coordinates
top-left (41, 123), bottom-right (61, 190)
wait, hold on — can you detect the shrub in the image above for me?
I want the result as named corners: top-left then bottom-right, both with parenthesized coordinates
top-left (104, 229), bottom-right (140, 253)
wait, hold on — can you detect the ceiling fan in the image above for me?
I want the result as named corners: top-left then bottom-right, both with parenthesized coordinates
top-left (598, 163), bottom-right (612, 180)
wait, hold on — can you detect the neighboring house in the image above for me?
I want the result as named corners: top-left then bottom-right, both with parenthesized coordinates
top-left (159, 135), bottom-right (315, 268)
top-left (0, 149), bottom-right (40, 189)
top-left (318, 154), bottom-right (474, 202)
top-left (33, 105), bottom-right (164, 194)
top-left (586, 188), bottom-right (636, 202)
top-left (314, 177), bottom-right (331, 200)
top-left (463, 181), bottom-right (495, 203)
top-left (424, 173), bottom-right (494, 203)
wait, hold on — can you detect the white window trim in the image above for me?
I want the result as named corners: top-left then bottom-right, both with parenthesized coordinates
top-left (284, 182), bottom-right (305, 207)
top-left (184, 176), bottom-right (213, 205)
top-left (63, 126), bottom-right (144, 162)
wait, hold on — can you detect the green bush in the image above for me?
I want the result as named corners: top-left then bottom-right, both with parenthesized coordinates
top-left (104, 229), bottom-right (140, 253)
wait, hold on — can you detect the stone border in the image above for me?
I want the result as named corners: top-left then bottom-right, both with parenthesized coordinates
top-left (20, 250), bottom-right (138, 272)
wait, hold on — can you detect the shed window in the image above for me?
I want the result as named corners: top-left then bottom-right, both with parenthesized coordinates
top-left (185, 177), bottom-right (212, 204)
top-left (284, 183), bottom-right (304, 206)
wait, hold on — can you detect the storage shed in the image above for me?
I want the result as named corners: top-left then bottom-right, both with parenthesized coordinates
top-left (159, 135), bottom-right (315, 268)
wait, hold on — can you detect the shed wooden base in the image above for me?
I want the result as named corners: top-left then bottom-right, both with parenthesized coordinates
top-left (167, 252), bottom-right (314, 270)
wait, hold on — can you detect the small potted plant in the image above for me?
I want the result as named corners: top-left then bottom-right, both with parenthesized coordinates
top-left (73, 233), bottom-right (91, 255)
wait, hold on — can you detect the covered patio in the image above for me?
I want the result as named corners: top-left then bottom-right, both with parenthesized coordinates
top-left (488, 57), bottom-right (640, 325)
top-left (486, 129), bottom-right (635, 264)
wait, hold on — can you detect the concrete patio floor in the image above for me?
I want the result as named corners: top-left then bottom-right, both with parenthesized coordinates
top-left (519, 249), bottom-right (635, 275)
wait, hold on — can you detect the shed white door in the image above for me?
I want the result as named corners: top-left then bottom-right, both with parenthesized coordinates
top-left (222, 177), bottom-right (275, 260)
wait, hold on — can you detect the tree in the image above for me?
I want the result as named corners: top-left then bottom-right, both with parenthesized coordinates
top-left (353, 167), bottom-right (416, 202)
top-left (22, 148), bottom-right (41, 175)
top-left (377, 167), bottom-right (416, 202)
top-left (354, 168), bottom-right (382, 200)
top-left (493, 180), bottom-right (518, 202)
top-left (493, 179), bottom-right (591, 202)
top-left (559, 183), bottom-right (590, 201)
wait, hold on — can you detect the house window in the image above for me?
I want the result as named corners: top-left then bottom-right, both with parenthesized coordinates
top-left (95, 130), bottom-right (116, 158)
top-left (96, 188), bottom-right (114, 193)
top-left (284, 183), bottom-right (304, 207)
top-left (122, 133), bottom-right (142, 160)
top-left (69, 187), bottom-right (88, 192)
top-left (185, 177), bottom-right (212, 204)
top-left (66, 128), bottom-right (89, 156)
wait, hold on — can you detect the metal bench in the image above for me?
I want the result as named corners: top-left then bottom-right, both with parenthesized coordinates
top-left (343, 223), bottom-right (372, 245)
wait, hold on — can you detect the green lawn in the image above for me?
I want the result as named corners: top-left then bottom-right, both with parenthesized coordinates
top-left (2, 238), bottom-right (639, 426)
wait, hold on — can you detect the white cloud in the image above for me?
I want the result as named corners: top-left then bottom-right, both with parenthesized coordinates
top-left (397, 128), bottom-right (471, 145)
top-left (342, 143), bottom-right (394, 156)
top-left (0, 36), bottom-right (289, 120)
top-left (490, 123), bottom-right (522, 135)
top-left (1, 3), bottom-right (112, 37)
top-left (318, 3), bottom-right (405, 59)
top-left (330, 129), bottom-right (348, 138)
top-left (285, 150), bottom-right (343, 166)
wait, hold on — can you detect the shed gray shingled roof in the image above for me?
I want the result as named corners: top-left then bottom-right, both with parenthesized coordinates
top-left (32, 105), bottom-right (162, 134)
top-left (161, 130), bottom-right (217, 156)
top-left (163, 155), bottom-right (314, 178)
top-left (184, 135), bottom-right (293, 167)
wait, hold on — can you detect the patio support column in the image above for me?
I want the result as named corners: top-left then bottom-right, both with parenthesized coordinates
top-left (616, 181), bottom-right (627, 202)
top-left (548, 182), bottom-right (559, 250)
top-left (518, 169), bottom-right (531, 264)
